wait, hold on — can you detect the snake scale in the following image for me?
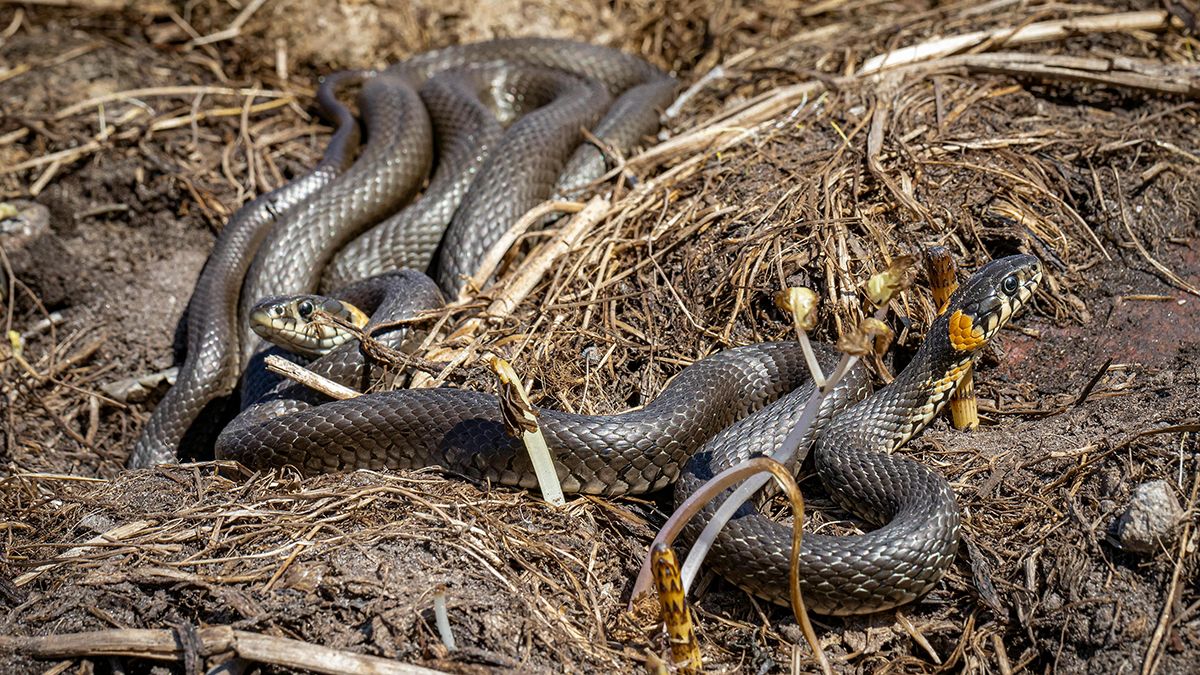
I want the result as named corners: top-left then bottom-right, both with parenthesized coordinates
top-left (130, 37), bottom-right (1043, 614)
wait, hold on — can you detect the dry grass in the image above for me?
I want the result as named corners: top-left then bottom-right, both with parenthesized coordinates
top-left (0, 464), bottom-right (662, 670)
top-left (2, 0), bottom-right (1199, 673)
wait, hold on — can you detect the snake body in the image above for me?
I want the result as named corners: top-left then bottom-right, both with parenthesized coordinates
top-left (132, 39), bottom-right (675, 467)
top-left (219, 339), bottom-right (861, 493)
top-left (132, 36), bottom-right (1044, 614)
top-left (128, 72), bottom-right (363, 467)
top-left (220, 255), bottom-right (1041, 613)
top-left (677, 255), bottom-right (1041, 613)
top-left (240, 38), bottom-right (675, 356)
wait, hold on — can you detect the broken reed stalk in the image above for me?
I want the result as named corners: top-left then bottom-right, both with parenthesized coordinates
top-left (488, 354), bottom-right (565, 506)
top-left (432, 585), bottom-right (457, 652)
top-left (857, 9), bottom-right (1172, 74)
top-left (776, 287), bottom-right (824, 388)
top-left (925, 247), bottom-right (978, 430)
top-left (650, 544), bottom-right (702, 673)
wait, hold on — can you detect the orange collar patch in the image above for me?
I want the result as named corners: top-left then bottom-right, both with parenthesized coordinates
top-left (948, 310), bottom-right (986, 351)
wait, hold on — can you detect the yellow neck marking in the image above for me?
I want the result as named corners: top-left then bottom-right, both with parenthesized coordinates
top-left (948, 310), bottom-right (986, 351)
top-left (344, 302), bottom-right (371, 329)
top-left (932, 360), bottom-right (972, 398)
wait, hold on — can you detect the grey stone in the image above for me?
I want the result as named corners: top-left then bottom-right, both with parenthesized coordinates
top-left (1115, 480), bottom-right (1183, 554)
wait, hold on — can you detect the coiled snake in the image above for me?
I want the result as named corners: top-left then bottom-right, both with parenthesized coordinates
top-left (130, 38), bottom-right (1043, 614)
top-left (131, 39), bottom-right (675, 466)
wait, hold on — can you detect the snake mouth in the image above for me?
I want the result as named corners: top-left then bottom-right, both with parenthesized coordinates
top-left (249, 295), bottom-right (366, 357)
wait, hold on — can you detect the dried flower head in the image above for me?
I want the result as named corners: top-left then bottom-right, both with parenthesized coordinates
top-left (866, 255), bottom-right (918, 307)
top-left (775, 287), bottom-right (819, 331)
top-left (837, 317), bottom-right (895, 356)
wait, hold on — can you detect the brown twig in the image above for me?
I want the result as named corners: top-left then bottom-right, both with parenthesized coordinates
top-left (1113, 168), bottom-right (1200, 298)
top-left (0, 626), bottom-right (448, 675)
top-left (262, 354), bottom-right (359, 400)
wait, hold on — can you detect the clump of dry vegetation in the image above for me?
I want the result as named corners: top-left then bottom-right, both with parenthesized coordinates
top-left (2, 1), bottom-right (1198, 673)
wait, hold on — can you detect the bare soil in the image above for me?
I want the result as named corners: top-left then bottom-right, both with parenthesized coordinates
top-left (1, 2), bottom-right (1198, 674)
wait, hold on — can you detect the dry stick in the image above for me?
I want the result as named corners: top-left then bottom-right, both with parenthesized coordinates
top-left (188, 0), bottom-right (268, 47)
top-left (150, 96), bottom-right (296, 132)
top-left (896, 612), bottom-right (942, 665)
top-left (663, 65), bottom-right (727, 120)
top-left (1, 141), bottom-right (103, 175)
top-left (263, 354), bottom-right (359, 400)
top-left (858, 10), bottom-right (1172, 74)
top-left (0, 627), bottom-right (448, 675)
top-left (29, 159), bottom-right (62, 196)
top-left (0, 8), bottom-right (22, 41)
top-left (1112, 168), bottom-right (1200, 298)
top-left (461, 199), bottom-right (586, 300)
top-left (261, 522), bottom-right (321, 592)
top-left (925, 247), bottom-right (978, 430)
top-left (55, 85), bottom-right (293, 119)
top-left (942, 52), bottom-right (1200, 97)
top-left (14, 520), bottom-right (151, 586)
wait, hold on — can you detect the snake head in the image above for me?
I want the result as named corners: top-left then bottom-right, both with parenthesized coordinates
top-left (942, 254), bottom-right (1042, 352)
top-left (249, 294), bottom-right (369, 357)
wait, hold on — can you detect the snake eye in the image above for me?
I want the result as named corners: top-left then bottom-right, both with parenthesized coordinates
top-left (1002, 275), bottom-right (1019, 296)
top-left (297, 300), bottom-right (314, 319)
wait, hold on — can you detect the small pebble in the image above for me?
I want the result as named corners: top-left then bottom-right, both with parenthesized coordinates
top-left (1115, 480), bottom-right (1183, 554)
top-left (0, 200), bottom-right (50, 239)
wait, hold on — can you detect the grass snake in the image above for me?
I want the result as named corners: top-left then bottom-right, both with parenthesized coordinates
top-left (130, 39), bottom-right (675, 468)
top-left (128, 36), bottom-right (1043, 614)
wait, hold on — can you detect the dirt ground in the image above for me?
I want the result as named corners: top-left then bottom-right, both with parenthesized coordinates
top-left (1, 1), bottom-right (1198, 673)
